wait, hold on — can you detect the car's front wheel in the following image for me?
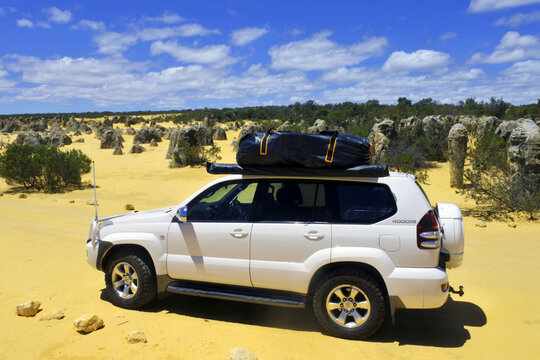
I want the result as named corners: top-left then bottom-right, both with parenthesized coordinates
top-left (104, 250), bottom-right (157, 309)
top-left (312, 270), bottom-right (386, 339)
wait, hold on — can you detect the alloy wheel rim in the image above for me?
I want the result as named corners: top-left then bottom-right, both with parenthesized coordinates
top-left (325, 284), bottom-right (371, 328)
top-left (112, 262), bottom-right (139, 299)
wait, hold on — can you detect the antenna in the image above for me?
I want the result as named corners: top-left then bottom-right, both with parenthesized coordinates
top-left (92, 161), bottom-right (98, 221)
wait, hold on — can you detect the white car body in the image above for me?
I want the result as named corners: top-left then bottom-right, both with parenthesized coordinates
top-left (87, 172), bottom-right (464, 313)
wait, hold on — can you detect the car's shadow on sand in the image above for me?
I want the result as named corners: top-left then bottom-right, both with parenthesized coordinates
top-left (372, 297), bottom-right (487, 347)
top-left (101, 291), bottom-right (485, 347)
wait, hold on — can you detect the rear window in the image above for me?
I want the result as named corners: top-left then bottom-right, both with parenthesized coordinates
top-left (331, 182), bottom-right (396, 224)
top-left (258, 181), bottom-right (327, 222)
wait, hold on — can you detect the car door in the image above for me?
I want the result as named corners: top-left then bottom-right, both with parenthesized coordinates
top-left (167, 180), bottom-right (258, 287)
top-left (328, 180), bottom-right (399, 261)
top-left (250, 180), bottom-right (331, 293)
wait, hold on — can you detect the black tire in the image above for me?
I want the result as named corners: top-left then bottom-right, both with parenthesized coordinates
top-left (312, 270), bottom-right (386, 339)
top-left (104, 250), bottom-right (157, 309)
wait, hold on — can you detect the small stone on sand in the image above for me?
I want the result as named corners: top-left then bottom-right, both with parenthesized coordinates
top-left (228, 347), bottom-right (257, 360)
top-left (16, 301), bottom-right (41, 317)
top-left (475, 221), bottom-right (487, 228)
top-left (40, 310), bottom-right (65, 321)
top-left (127, 330), bottom-right (147, 343)
top-left (124, 204), bottom-right (135, 211)
top-left (74, 314), bottom-right (104, 333)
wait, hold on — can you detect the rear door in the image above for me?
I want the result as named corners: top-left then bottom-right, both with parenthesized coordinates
top-left (250, 180), bottom-right (331, 293)
top-left (329, 181), bottom-right (398, 259)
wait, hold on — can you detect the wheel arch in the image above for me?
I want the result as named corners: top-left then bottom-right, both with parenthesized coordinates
top-left (100, 243), bottom-right (157, 277)
top-left (307, 262), bottom-right (389, 299)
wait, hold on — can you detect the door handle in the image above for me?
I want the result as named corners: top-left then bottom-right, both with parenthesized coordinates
top-left (304, 231), bottom-right (324, 240)
top-left (230, 229), bottom-right (248, 238)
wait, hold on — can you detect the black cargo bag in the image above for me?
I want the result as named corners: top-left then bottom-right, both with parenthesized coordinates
top-left (236, 130), bottom-right (373, 168)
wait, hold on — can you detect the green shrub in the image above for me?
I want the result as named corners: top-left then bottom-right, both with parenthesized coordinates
top-left (184, 144), bottom-right (222, 166)
top-left (377, 140), bottom-right (430, 184)
top-left (459, 134), bottom-right (539, 219)
top-left (348, 119), bottom-right (376, 137)
top-left (0, 144), bottom-right (91, 191)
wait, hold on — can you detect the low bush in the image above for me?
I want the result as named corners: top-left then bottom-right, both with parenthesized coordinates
top-left (377, 139), bottom-right (430, 184)
top-left (184, 144), bottom-right (222, 166)
top-left (459, 134), bottom-right (539, 219)
top-left (0, 144), bottom-right (91, 191)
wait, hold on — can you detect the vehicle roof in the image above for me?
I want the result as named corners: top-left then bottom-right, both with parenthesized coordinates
top-left (212, 172), bottom-right (416, 183)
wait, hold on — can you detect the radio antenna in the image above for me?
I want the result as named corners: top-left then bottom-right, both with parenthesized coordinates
top-left (92, 161), bottom-right (98, 221)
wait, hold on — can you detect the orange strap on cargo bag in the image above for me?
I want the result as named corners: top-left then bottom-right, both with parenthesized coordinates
top-left (325, 133), bottom-right (338, 163)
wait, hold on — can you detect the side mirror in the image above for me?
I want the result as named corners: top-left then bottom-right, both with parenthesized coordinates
top-left (177, 206), bottom-right (188, 222)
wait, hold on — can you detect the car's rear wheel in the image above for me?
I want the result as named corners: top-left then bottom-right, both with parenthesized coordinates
top-left (105, 251), bottom-right (157, 309)
top-left (313, 270), bottom-right (386, 339)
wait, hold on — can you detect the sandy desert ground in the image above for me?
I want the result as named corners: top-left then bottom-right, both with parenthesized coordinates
top-left (0, 126), bottom-right (539, 360)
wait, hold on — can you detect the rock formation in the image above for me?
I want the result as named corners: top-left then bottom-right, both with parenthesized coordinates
top-left (369, 119), bottom-right (396, 163)
top-left (448, 123), bottom-right (469, 188)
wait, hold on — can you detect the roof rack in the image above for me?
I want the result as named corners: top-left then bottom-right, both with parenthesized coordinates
top-left (206, 163), bottom-right (389, 177)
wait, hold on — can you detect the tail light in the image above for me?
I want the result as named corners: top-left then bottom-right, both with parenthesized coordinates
top-left (417, 210), bottom-right (441, 249)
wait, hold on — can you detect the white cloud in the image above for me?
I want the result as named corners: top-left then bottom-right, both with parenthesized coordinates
top-left (150, 40), bottom-right (236, 66)
top-left (320, 68), bottom-right (495, 105)
top-left (439, 32), bottom-right (457, 42)
top-left (143, 12), bottom-right (184, 24)
top-left (94, 32), bottom-right (138, 55)
top-left (0, 53), bottom-right (315, 107)
top-left (503, 59), bottom-right (540, 74)
top-left (319, 64), bottom-right (540, 105)
top-left (174, 24), bottom-right (219, 37)
top-left (36, 21), bottom-right (51, 29)
top-left (382, 50), bottom-right (450, 73)
top-left (0, 67), bottom-right (17, 91)
top-left (75, 20), bottom-right (106, 31)
top-left (495, 10), bottom-right (540, 26)
top-left (43, 7), bottom-right (71, 23)
top-left (4, 55), bottom-right (146, 87)
top-left (231, 27), bottom-right (268, 46)
top-left (137, 24), bottom-right (219, 41)
top-left (320, 67), bottom-right (377, 84)
top-left (269, 32), bottom-right (388, 71)
top-left (17, 19), bottom-right (33, 28)
top-left (468, 0), bottom-right (540, 12)
top-left (470, 31), bottom-right (540, 63)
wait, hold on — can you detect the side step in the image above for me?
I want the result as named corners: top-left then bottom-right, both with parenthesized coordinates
top-left (166, 282), bottom-right (306, 308)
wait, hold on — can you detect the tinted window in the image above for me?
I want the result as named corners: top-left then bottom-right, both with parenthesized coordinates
top-left (259, 181), bottom-right (327, 222)
top-left (332, 182), bottom-right (396, 223)
top-left (188, 181), bottom-right (257, 222)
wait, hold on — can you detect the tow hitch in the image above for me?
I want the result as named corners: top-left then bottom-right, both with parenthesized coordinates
top-left (449, 285), bottom-right (464, 297)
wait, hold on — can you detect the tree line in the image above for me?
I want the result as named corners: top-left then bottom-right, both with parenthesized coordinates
top-left (1, 97), bottom-right (538, 124)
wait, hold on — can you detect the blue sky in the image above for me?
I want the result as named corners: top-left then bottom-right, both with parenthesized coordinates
top-left (0, 0), bottom-right (539, 114)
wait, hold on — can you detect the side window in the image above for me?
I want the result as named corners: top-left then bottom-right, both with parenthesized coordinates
top-left (259, 182), bottom-right (326, 222)
top-left (332, 182), bottom-right (396, 223)
top-left (188, 181), bottom-right (257, 222)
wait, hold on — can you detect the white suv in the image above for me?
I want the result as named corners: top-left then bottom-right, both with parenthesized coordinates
top-left (86, 171), bottom-right (464, 339)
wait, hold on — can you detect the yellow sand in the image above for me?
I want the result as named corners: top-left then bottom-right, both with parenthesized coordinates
top-left (0, 128), bottom-right (539, 360)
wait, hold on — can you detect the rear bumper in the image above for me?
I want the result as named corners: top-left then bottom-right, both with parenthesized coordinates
top-left (386, 267), bottom-right (449, 309)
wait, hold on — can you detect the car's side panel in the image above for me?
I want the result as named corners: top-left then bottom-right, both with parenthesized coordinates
top-left (250, 223), bottom-right (332, 293)
top-left (330, 247), bottom-right (448, 308)
top-left (166, 221), bottom-right (253, 287)
top-left (99, 229), bottom-right (168, 275)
